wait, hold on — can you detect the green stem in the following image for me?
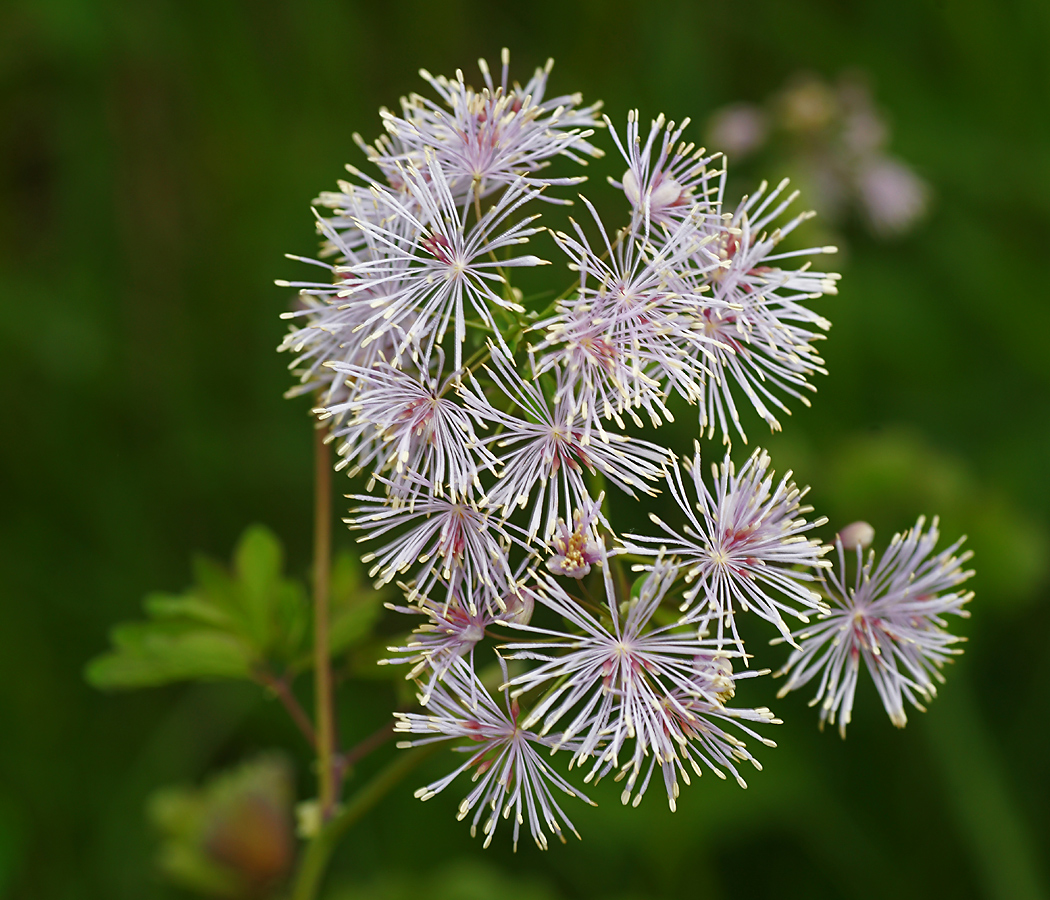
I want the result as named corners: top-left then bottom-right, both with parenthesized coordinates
top-left (290, 745), bottom-right (437, 900)
top-left (313, 425), bottom-right (337, 820)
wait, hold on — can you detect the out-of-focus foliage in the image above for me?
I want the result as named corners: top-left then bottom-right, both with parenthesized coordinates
top-left (2, 0), bottom-right (1049, 898)
top-left (329, 859), bottom-right (563, 900)
top-left (87, 526), bottom-right (304, 687)
top-left (823, 429), bottom-right (1048, 608)
top-left (86, 526), bottom-right (384, 689)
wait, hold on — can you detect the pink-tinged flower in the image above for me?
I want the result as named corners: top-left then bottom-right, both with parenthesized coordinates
top-left (462, 348), bottom-right (667, 539)
top-left (276, 189), bottom-right (415, 413)
top-left (345, 483), bottom-right (520, 611)
top-left (533, 200), bottom-right (724, 428)
top-left (319, 358), bottom-right (495, 502)
top-left (350, 128), bottom-right (426, 199)
top-left (705, 103), bottom-right (769, 160)
top-left (395, 657), bottom-right (593, 850)
top-left (606, 111), bottom-right (723, 235)
top-left (375, 50), bottom-right (603, 201)
top-left (693, 175), bottom-right (839, 441)
top-left (480, 51), bottom-right (604, 149)
top-left (626, 446), bottom-right (831, 651)
top-left (856, 156), bottom-right (929, 237)
top-left (295, 153), bottom-right (548, 371)
top-left (775, 517), bottom-right (974, 737)
top-left (584, 668), bottom-right (779, 811)
top-left (382, 557), bottom-right (533, 704)
top-left (501, 553), bottom-right (751, 784)
top-left (381, 597), bottom-right (493, 704)
top-left (311, 167), bottom-right (413, 257)
top-left (546, 496), bottom-right (605, 579)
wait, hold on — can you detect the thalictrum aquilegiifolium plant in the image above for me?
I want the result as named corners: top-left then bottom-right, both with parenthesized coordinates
top-left (88, 50), bottom-right (974, 900)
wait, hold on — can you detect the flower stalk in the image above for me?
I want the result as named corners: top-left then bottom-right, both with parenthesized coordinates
top-left (312, 424), bottom-right (337, 820)
top-left (291, 745), bottom-right (437, 900)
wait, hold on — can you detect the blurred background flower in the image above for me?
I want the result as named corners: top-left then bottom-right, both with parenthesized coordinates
top-left (707, 70), bottom-right (931, 240)
top-left (1, 1), bottom-right (1048, 898)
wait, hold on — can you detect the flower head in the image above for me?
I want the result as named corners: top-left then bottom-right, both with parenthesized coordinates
top-left (694, 175), bottom-right (839, 441)
top-left (346, 483), bottom-right (520, 611)
top-left (340, 154), bottom-right (550, 369)
top-left (502, 552), bottom-right (775, 809)
top-left (375, 50), bottom-right (603, 200)
top-left (626, 446), bottom-right (831, 651)
top-left (320, 358), bottom-right (495, 502)
top-left (288, 154), bottom-right (547, 373)
top-left (276, 189), bottom-right (414, 413)
top-left (381, 596), bottom-right (493, 704)
top-left (506, 557), bottom-right (728, 746)
top-left (546, 496), bottom-right (605, 579)
top-left (775, 517), bottom-right (973, 736)
top-left (534, 199), bottom-right (724, 428)
top-left (585, 669), bottom-right (779, 811)
top-left (607, 111), bottom-right (723, 235)
top-left (462, 348), bottom-right (667, 539)
top-left (395, 657), bottom-right (593, 850)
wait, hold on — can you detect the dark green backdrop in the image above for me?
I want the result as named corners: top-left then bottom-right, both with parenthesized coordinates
top-left (1, 0), bottom-right (1048, 897)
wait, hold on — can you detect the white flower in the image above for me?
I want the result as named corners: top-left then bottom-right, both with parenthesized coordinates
top-left (586, 675), bottom-right (779, 811)
top-left (376, 50), bottom-right (603, 200)
top-left (462, 348), bottom-right (667, 540)
top-left (607, 111), bottom-right (723, 235)
top-left (320, 357), bottom-right (495, 502)
top-left (533, 199), bottom-right (724, 428)
top-left (381, 596), bottom-right (493, 704)
top-left (276, 187), bottom-right (414, 413)
top-left (395, 657), bottom-right (593, 850)
top-left (626, 446), bottom-right (831, 651)
top-left (502, 553), bottom-right (774, 809)
top-left (775, 517), bottom-right (973, 737)
top-left (299, 153), bottom-right (548, 371)
top-left (503, 554), bottom-right (733, 760)
top-left (694, 175), bottom-right (839, 441)
top-left (346, 483), bottom-right (521, 611)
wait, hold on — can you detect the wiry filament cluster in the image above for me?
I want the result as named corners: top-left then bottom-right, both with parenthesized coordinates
top-left (775, 517), bottom-right (974, 736)
top-left (277, 51), bottom-right (972, 850)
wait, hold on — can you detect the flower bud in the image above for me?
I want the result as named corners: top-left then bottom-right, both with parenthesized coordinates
top-left (837, 520), bottom-right (875, 549)
top-left (502, 590), bottom-right (535, 626)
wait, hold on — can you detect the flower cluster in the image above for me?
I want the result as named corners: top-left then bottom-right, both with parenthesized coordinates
top-left (279, 52), bottom-right (972, 850)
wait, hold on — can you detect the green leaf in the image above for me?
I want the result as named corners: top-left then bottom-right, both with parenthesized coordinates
top-left (86, 527), bottom-right (390, 691)
top-left (86, 525), bottom-right (311, 690)
top-left (327, 551), bottom-right (384, 656)
top-left (86, 623), bottom-right (252, 689)
top-left (271, 580), bottom-right (310, 663)
top-left (143, 592), bottom-right (236, 629)
top-left (233, 525), bottom-right (285, 649)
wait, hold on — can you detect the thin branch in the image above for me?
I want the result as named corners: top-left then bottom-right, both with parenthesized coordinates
top-left (338, 720), bottom-right (396, 773)
top-left (255, 669), bottom-right (316, 748)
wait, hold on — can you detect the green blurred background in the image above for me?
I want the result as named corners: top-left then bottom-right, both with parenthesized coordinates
top-left (2, 0), bottom-right (1049, 897)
